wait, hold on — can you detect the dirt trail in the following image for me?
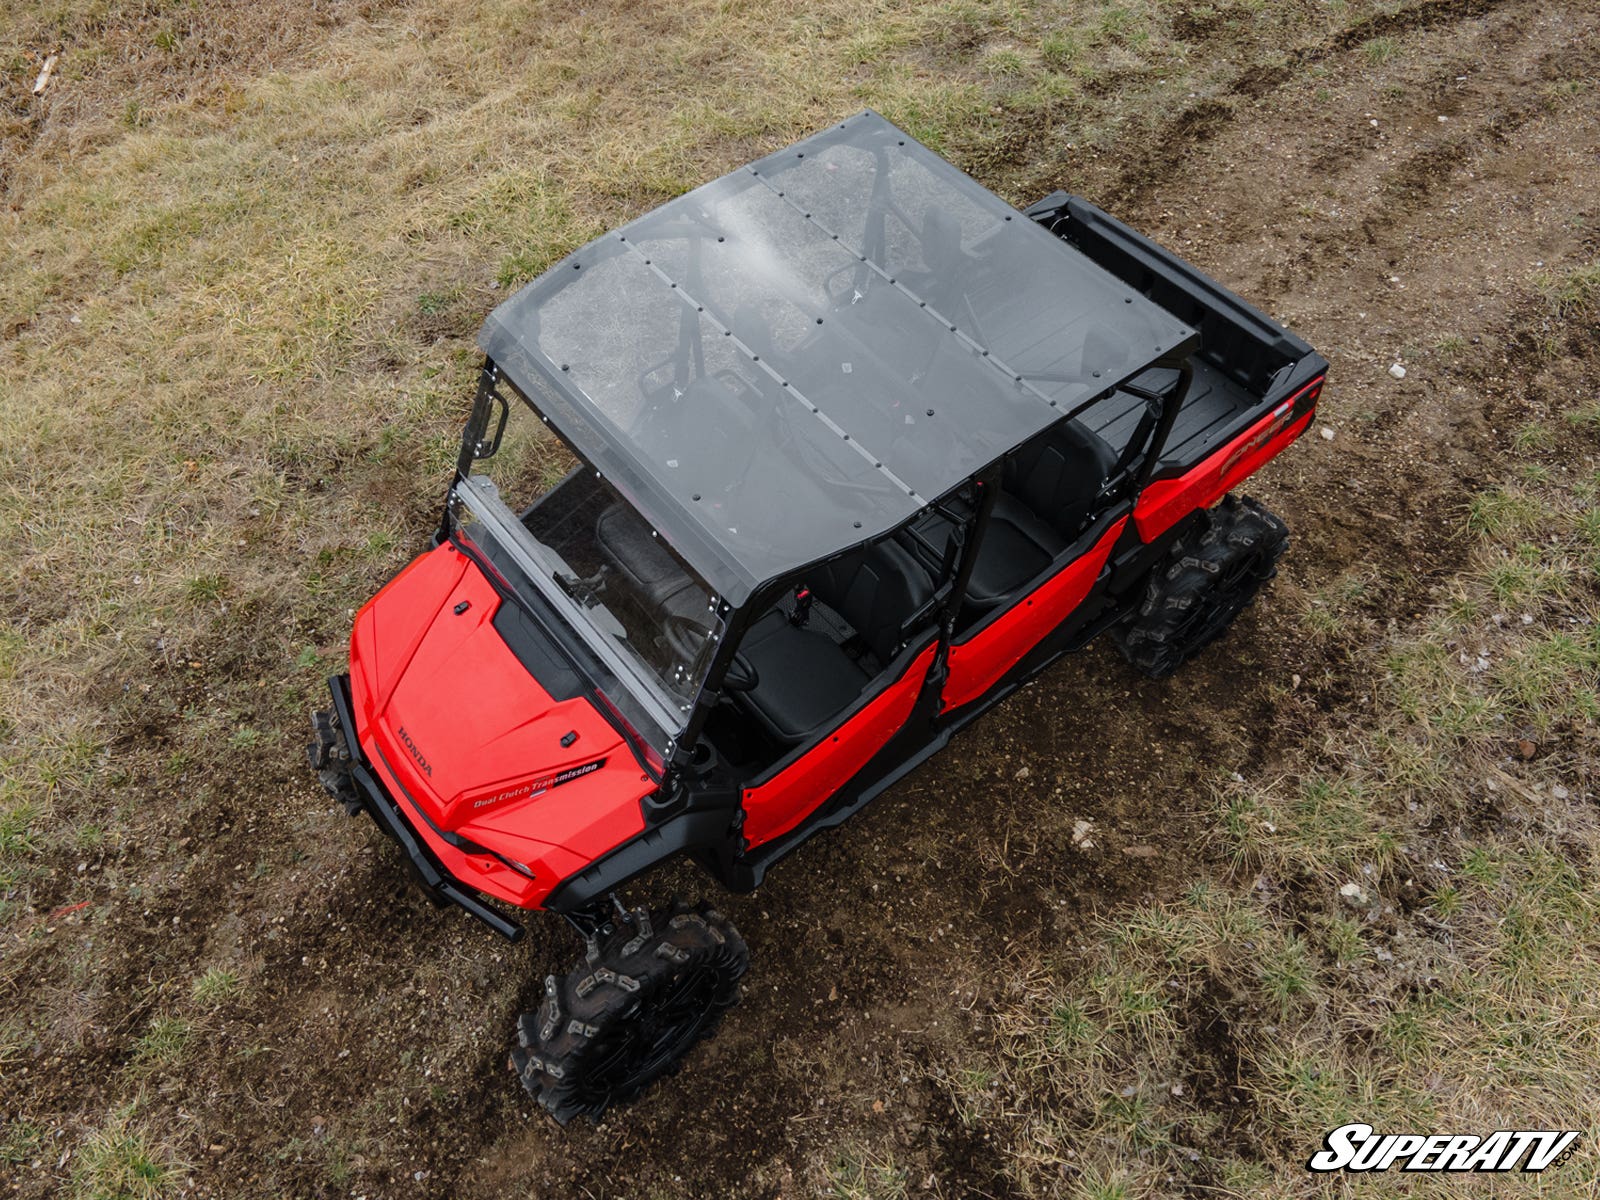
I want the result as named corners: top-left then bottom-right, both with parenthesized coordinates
top-left (3, 0), bottom-right (1596, 1196)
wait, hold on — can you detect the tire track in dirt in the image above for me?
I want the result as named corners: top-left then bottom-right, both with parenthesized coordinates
top-left (1105, 0), bottom-right (1519, 211)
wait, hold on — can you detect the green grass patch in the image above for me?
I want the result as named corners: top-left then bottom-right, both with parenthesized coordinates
top-left (71, 1108), bottom-right (186, 1200)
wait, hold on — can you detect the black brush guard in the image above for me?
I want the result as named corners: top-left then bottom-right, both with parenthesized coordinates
top-left (314, 674), bottom-right (526, 942)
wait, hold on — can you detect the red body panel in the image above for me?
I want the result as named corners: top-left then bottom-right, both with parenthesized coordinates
top-left (348, 542), bottom-right (651, 910)
top-left (740, 641), bottom-right (938, 849)
top-left (1133, 378), bottom-right (1322, 542)
top-left (941, 517), bottom-right (1127, 712)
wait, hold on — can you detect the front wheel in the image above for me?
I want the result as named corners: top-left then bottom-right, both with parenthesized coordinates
top-left (1114, 494), bottom-right (1288, 679)
top-left (512, 902), bottom-right (748, 1125)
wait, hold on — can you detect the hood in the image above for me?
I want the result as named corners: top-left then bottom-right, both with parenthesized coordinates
top-left (348, 542), bottom-right (652, 870)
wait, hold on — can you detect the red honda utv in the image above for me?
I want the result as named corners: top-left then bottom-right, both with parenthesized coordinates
top-left (309, 111), bottom-right (1327, 1124)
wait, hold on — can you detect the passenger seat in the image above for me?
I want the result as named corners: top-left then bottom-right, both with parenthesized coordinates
top-left (901, 420), bottom-right (1116, 612)
top-left (736, 540), bottom-right (934, 745)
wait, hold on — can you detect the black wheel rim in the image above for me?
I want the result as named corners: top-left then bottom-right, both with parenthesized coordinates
top-left (575, 964), bottom-right (724, 1105)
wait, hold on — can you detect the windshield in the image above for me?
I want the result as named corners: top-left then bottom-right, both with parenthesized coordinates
top-left (452, 399), bottom-right (726, 756)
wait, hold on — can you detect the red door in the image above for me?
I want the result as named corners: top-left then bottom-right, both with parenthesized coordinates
top-left (740, 637), bottom-right (938, 848)
top-left (941, 516), bottom-right (1127, 712)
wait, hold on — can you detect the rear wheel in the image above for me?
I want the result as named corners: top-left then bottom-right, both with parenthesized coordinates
top-left (512, 901), bottom-right (748, 1125)
top-left (1115, 494), bottom-right (1288, 679)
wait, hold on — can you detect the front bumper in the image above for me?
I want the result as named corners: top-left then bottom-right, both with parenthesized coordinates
top-left (314, 674), bottom-right (526, 942)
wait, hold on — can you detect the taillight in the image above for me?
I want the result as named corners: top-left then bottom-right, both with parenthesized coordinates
top-left (1289, 375), bottom-right (1325, 418)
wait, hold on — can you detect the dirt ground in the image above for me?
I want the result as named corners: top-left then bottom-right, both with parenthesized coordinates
top-left (2, 0), bottom-right (1598, 1196)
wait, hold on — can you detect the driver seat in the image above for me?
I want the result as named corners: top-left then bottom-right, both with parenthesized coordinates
top-left (736, 540), bottom-right (934, 745)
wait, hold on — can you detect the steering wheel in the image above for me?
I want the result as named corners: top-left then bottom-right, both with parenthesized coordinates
top-left (662, 614), bottom-right (757, 692)
top-left (663, 614), bottom-right (714, 663)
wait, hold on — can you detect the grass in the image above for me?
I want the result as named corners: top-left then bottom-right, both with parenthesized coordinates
top-left (825, 1146), bottom-right (909, 1200)
top-left (129, 1016), bottom-right (193, 1077)
top-left (1539, 261), bottom-right (1600, 317)
top-left (188, 968), bottom-right (241, 1008)
top-left (71, 1108), bottom-right (186, 1200)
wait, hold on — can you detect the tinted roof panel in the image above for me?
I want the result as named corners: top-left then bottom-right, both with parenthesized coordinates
top-left (480, 111), bottom-right (1195, 603)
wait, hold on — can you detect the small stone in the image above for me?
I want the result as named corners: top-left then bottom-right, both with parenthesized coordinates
top-left (1389, 362), bottom-right (1407, 379)
top-left (1437, 114), bottom-right (1449, 122)
top-left (1014, 765), bottom-right (1030, 780)
top-left (1339, 882), bottom-right (1370, 906)
top-left (1320, 426), bottom-right (1335, 441)
top-left (1516, 740), bottom-right (1538, 760)
top-left (1552, 785), bottom-right (1571, 801)
top-left (1122, 845), bottom-right (1158, 858)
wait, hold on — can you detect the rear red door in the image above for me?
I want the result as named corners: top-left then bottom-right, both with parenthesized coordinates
top-left (941, 515), bottom-right (1127, 712)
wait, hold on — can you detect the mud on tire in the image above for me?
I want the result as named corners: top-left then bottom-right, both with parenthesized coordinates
top-left (512, 901), bottom-right (748, 1125)
top-left (1115, 494), bottom-right (1289, 679)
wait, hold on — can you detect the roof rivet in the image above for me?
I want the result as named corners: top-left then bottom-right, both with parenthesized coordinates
top-left (816, 317), bottom-right (824, 325)
top-left (1004, 215), bottom-right (1012, 221)
top-left (561, 364), bottom-right (569, 371)
top-left (1125, 297), bottom-right (1133, 303)
top-left (853, 521), bottom-right (862, 528)
top-left (692, 493), bottom-right (701, 501)
top-left (573, 263), bottom-right (581, 269)
top-left (926, 408), bottom-right (935, 417)
top-left (1092, 371), bottom-right (1101, 378)
top-left (717, 236), bottom-right (725, 242)
top-left (798, 152), bottom-right (804, 158)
